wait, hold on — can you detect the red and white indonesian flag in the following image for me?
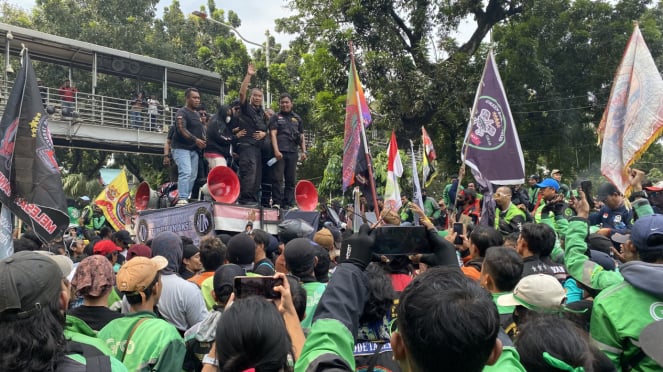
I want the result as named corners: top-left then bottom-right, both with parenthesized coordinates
top-left (598, 24), bottom-right (663, 194)
top-left (384, 131), bottom-right (403, 210)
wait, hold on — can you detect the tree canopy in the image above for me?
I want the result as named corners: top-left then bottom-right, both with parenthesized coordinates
top-left (1, 0), bottom-right (663, 200)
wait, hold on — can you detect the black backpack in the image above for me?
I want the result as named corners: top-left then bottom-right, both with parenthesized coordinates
top-left (56, 341), bottom-right (112, 372)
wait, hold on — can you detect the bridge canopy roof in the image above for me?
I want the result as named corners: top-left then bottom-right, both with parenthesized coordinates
top-left (0, 22), bottom-right (222, 95)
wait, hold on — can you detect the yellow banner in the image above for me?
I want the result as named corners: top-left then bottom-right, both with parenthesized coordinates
top-left (95, 170), bottom-right (132, 231)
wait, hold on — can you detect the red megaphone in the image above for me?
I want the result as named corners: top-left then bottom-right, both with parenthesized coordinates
top-left (207, 166), bottom-right (240, 203)
top-left (295, 180), bottom-right (318, 211)
top-left (135, 181), bottom-right (158, 211)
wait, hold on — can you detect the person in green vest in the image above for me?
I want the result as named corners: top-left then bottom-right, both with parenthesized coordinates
top-left (493, 186), bottom-right (526, 236)
top-left (421, 188), bottom-right (441, 219)
top-left (527, 175), bottom-right (540, 211)
top-left (565, 169), bottom-right (662, 371)
top-left (98, 256), bottom-right (185, 372)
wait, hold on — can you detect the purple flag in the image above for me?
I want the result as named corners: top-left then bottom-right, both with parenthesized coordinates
top-left (462, 51), bottom-right (524, 187)
top-left (0, 50), bottom-right (69, 242)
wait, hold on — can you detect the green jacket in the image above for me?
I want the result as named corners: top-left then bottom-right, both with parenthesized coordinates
top-left (483, 346), bottom-right (526, 372)
top-left (494, 203), bottom-right (526, 235)
top-left (64, 315), bottom-right (128, 372)
top-left (591, 265), bottom-right (663, 372)
top-left (65, 314), bottom-right (114, 356)
top-left (295, 264), bottom-right (366, 371)
top-left (98, 311), bottom-right (185, 372)
top-left (301, 281), bottom-right (328, 334)
top-left (564, 199), bottom-right (653, 291)
top-left (423, 196), bottom-right (441, 218)
top-left (563, 199), bottom-right (659, 371)
top-left (537, 205), bottom-right (569, 239)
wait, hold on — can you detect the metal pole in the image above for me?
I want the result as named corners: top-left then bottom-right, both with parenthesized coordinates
top-left (265, 30), bottom-right (270, 107)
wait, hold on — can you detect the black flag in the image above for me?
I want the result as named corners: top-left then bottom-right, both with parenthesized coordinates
top-left (0, 50), bottom-right (69, 242)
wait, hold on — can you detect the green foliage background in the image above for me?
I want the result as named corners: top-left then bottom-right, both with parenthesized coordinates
top-left (1, 0), bottom-right (663, 202)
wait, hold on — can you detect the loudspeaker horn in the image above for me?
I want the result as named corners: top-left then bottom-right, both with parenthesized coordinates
top-left (135, 181), bottom-right (158, 211)
top-left (295, 180), bottom-right (318, 211)
top-left (206, 166), bottom-right (240, 203)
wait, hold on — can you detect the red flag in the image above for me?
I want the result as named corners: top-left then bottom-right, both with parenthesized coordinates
top-left (384, 131), bottom-right (402, 210)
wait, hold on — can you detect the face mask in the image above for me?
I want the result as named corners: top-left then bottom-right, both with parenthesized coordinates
top-left (225, 116), bottom-right (231, 124)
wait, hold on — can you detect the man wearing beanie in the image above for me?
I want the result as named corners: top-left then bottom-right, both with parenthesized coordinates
top-left (179, 244), bottom-right (202, 280)
top-left (285, 237), bottom-right (327, 333)
top-left (149, 231), bottom-right (208, 333)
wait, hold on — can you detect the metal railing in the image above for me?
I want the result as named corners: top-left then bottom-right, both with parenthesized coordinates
top-left (0, 80), bottom-right (175, 132)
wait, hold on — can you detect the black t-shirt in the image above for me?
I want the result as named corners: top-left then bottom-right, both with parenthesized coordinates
top-left (269, 111), bottom-right (303, 153)
top-left (236, 101), bottom-right (267, 145)
top-left (67, 305), bottom-right (124, 331)
top-left (171, 107), bottom-right (205, 151)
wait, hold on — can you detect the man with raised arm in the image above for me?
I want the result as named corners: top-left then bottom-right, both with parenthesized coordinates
top-left (234, 63), bottom-right (269, 205)
top-left (565, 169), bottom-right (661, 371)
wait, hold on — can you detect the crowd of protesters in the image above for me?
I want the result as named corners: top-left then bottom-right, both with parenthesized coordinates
top-left (2, 165), bottom-right (663, 371)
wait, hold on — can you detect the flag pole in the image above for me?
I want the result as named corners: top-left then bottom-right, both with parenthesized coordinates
top-left (349, 42), bottom-right (381, 218)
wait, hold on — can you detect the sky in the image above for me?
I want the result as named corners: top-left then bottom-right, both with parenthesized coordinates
top-left (7, 0), bottom-right (295, 51)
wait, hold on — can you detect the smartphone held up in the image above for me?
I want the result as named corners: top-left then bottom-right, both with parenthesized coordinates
top-left (234, 276), bottom-right (283, 299)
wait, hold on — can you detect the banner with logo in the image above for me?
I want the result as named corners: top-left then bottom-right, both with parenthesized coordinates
top-left (598, 24), bottom-right (663, 194)
top-left (95, 170), bottom-right (131, 231)
top-left (136, 201), bottom-right (215, 245)
top-left (462, 50), bottom-right (525, 187)
top-left (0, 50), bottom-right (69, 242)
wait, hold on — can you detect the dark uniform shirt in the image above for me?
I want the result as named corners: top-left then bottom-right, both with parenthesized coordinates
top-left (269, 111), bottom-right (303, 153)
top-left (171, 107), bottom-right (204, 151)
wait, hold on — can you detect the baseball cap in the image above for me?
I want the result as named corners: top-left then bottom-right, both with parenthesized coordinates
top-left (0, 251), bottom-right (67, 319)
top-left (535, 178), bottom-right (560, 192)
top-left (112, 230), bottom-right (134, 245)
top-left (645, 181), bottom-right (663, 193)
top-left (127, 244), bottom-right (152, 260)
top-left (313, 228), bottom-right (334, 251)
top-left (587, 233), bottom-right (613, 254)
top-left (497, 274), bottom-right (566, 312)
top-left (93, 240), bottom-right (121, 255)
top-left (227, 234), bottom-right (256, 266)
top-left (611, 232), bottom-right (630, 245)
top-left (528, 174), bottom-right (540, 181)
top-left (596, 182), bottom-right (620, 202)
top-left (34, 250), bottom-right (74, 278)
top-left (213, 264), bottom-right (245, 293)
top-left (588, 250), bottom-right (616, 271)
top-left (551, 169), bottom-right (562, 175)
top-left (71, 255), bottom-right (115, 297)
top-left (116, 256), bottom-right (168, 293)
top-left (79, 196), bottom-right (91, 202)
top-left (630, 214), bottom-right (663, 252)
top-left (284, 238), bottom-right (316, 276)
